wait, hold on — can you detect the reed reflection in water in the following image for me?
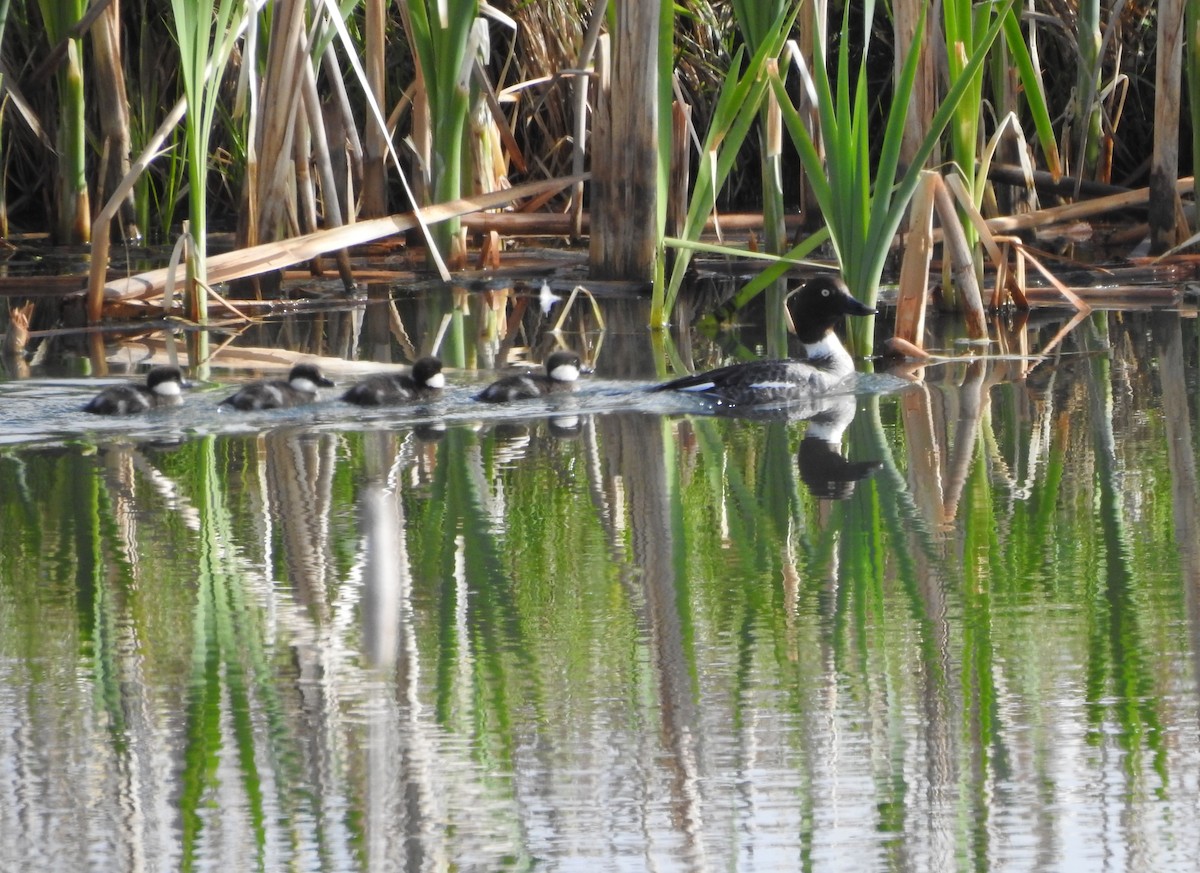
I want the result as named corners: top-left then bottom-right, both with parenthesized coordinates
top-left (0, 313), bottom-right (1198, 870)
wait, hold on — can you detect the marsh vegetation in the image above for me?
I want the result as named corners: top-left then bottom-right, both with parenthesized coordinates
top-left (2, 4), bottom-right (1200, 870)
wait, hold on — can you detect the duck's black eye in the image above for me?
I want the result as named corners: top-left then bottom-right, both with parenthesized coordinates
top-left (821, 288), bottom-right (830, 296)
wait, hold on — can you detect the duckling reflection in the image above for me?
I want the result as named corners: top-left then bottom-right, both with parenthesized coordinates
top-left (476, 415), bottom-right (592, 468)
top-left (413, 421), bottom-right (448, 443)
top-left (548, 415), bottom-right (584, 439)
top-left (488, 422), bottom-right (532, 467)
top-left (797, 396), bottom-right (882, 500)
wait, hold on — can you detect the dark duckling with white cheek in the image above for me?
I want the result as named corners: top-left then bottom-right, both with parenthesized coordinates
top-left (477, 350), bottom-right (584, 403)
top-left (83, 366), bottom-right (188, 415)
top-left (342, 356), bottom-right (445, 406)
top-left (220, 363), bottom-right (335, 411)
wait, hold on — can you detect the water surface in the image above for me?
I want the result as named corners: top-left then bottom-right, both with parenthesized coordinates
top-left (0, 304), bottom-right (1197, 871)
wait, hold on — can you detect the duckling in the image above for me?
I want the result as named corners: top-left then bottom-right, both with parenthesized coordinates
top-left (83, 366), bottom-right (187, 415)
top-left (477, 350), bottom-right (584, 403)
top-left (342, 356), bottom-right (444, 406)
top-left (220, 363), bottom-right (334, 411)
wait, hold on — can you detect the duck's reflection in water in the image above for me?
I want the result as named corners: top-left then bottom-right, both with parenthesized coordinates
top-left (795, 396), bottom-right (882, 500)
top-left (677, 390), bottom-right (883, 500)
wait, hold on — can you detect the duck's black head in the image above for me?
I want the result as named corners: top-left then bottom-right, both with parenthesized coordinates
top-left (288, 363), bottom-right (335, 389)
top-left (788, 275), bottom-right (875, 343)
top-left (545, 350), bottom-right (583, 383)
top-left (412, 356), bottom-right (445, 389)
top-left (146, 365), bottom-right (187, 395)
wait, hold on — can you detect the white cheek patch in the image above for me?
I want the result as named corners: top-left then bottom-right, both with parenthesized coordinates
top-left (424, 372), bottom-right (446, 389)
top-left (680, 381), bottom-right (716, 392)
top-left (550, 364), bottom-right (580, 383)
top-left (290, 377), bottom-right (317, 392)
top-left (154, 381), bottom-right (183, 397)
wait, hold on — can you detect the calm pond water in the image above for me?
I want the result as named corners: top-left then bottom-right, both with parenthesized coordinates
top-left (1, 292), bottom-right (1199, 872)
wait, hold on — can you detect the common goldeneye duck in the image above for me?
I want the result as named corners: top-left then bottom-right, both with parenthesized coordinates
top-left (477, 350), bottom-right (584, 402)
top-left (342, 356), bottom-right (445, 406)
top-left (220, 363), bottom-right (335, 410)
top-left (83, 365), bottom-right (188, 415)
top-left (652, 275), bottom-right (874, 405)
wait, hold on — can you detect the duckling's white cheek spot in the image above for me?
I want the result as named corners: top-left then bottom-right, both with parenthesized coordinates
top-left (291, 378), bottom-right (317, 392)
top-left (551, 364), bottom-right (580, 382)
top-left (425, 373), bottom-right (446, 389)
top-left (155, 381), bottom-right (183, 397)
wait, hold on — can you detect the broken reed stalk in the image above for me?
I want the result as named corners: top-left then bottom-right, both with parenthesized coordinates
top-left (99, 175), bottom-right (587, 307)
top-left (943, 173), bottom-right (1031, 308)
top-left (87, 96), bottom-right (189, 323)
top-left (973, 177), bottom-right (1195, 235)
top-left (932, 174), bottom-right (987, 339)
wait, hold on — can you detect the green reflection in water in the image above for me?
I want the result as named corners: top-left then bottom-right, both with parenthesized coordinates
top-left (0, 314), bottom-right (1199, 871)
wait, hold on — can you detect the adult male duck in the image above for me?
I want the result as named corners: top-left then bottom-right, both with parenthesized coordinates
top-left (652, 275), bottom-right (874, 406)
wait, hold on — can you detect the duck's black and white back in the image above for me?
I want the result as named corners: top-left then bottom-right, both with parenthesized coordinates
top-left (220, 363), bottom-right (334, 411)
top-left (653, 275), bottom-right (874, 406)
top-left (83, 366), bottom-right (187, 415)
top-left (342, 356), bottom-right (445, 406)
top-left (477, 350), bottom-right (584, 403)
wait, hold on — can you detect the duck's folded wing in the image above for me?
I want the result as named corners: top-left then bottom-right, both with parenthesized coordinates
top-left (651, 361), bottom-right (763, 394)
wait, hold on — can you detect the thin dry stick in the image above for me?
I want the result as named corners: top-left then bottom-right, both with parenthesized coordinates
top-left (202, 323), bottom-right (255, 366)
top-left (429, 312), bottom-right (454, 358)
top-left (552, 285), bottom-right (605, 332)
top-left (200, 281), bottom-right (257, 321)
top-left (1015, 245), bottom-right (1091, 311)
top-left (323, 0), bottom-right (449, 279)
